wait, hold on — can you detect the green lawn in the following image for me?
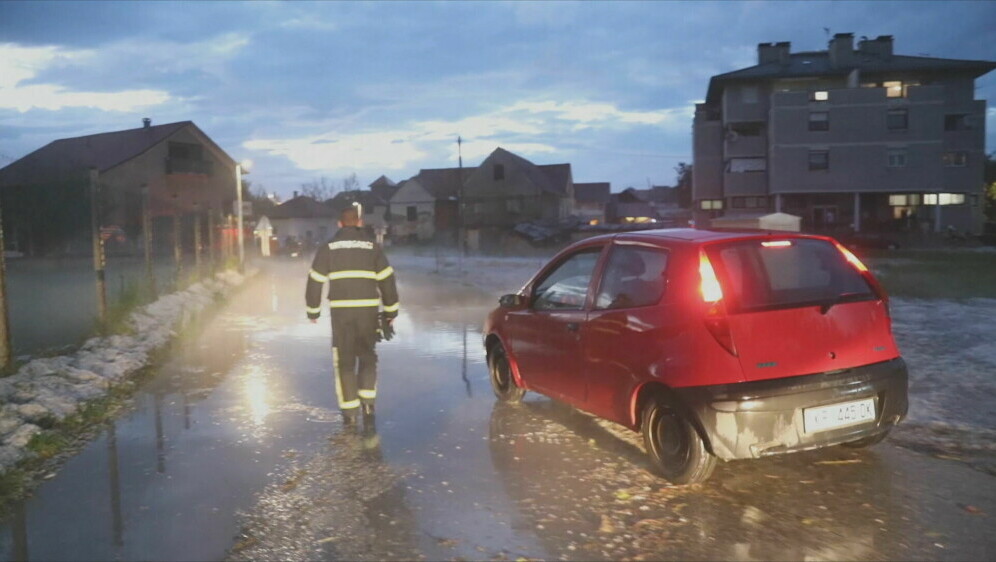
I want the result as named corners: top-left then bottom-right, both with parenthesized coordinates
top-left (864, 249), bottom-right (996, 299)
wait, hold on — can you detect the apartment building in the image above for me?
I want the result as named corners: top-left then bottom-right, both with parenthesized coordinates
top-left (693, 34), bottom-right (994, 234)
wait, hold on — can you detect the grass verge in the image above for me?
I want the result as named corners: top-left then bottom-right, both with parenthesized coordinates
top-left (864, 249), bottom-right (996, 299)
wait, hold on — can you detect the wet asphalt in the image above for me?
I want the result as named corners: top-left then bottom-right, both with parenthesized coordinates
top-left (0, 256), bottom-right (993, 561)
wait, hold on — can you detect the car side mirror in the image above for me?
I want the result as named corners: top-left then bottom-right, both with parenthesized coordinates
top-left (499, 294), bottom-right (524, 308)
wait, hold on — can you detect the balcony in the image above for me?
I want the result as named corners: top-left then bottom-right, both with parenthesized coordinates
top-left (166, 157), bottom-right (213, 175)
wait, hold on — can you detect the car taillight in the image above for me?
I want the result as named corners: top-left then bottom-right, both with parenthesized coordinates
top-left (834, 242), bottom-right (869, 273)
top-left (699, 250), bottom-right (723, 303)
top-left (700, 250), bottom-right (737, 356)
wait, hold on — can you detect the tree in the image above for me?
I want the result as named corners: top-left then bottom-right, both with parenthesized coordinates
top-left (300, 176), bottom-right (336, 201)
top-left (341, 173), bottom-right (359, 192)
top-left (674, 162), bottom-right (693, 209)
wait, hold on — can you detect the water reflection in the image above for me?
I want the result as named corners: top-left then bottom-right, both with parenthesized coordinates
top-left (487, 400), bottom-right (909, 561)
top-left (243, 365), bottom-right (271, 430)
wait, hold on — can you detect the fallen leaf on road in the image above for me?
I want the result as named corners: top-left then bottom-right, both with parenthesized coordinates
top-left (814, 459), bottom-right (862, 465)
top-left (958, 504), bottom-right (985, 515)
top-left (599, 515), bottom-right (615, 534)
top-left (316, 537), bottom-right (337, 544)
top-left (615, 490), bottom-right (631, 501)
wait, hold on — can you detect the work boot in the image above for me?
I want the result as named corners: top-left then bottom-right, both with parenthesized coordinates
top-left (342, 409), bottom-right (359, 430)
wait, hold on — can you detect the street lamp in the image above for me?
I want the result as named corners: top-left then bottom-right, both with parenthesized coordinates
top-left (235, 159), bottom-right (252, 271)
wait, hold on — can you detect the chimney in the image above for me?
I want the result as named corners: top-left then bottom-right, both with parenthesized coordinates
top-left (828, 33), bottom-right (855, 67)
top-left (758, 41), bottom-right (791, 65)
top-left (857, 35), bottom-right (894, 59)
top-left (142, 117), bottom-right (151, 128)
top-left (293, 190), bottom-right (299, 199)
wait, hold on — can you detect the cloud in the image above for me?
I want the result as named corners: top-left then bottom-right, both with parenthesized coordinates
top-left (0, 43), bottom-right (170, 112)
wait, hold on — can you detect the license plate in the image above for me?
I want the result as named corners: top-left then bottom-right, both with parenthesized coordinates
top-left (803, 398), bottom-right (876, 434)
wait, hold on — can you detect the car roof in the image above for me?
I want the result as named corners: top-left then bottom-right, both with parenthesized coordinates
top-left (610, 228), bottom-right (816, 245)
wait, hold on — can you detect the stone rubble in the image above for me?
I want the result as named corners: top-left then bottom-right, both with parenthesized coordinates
top-left (0, 269), bottom-right (250, 475)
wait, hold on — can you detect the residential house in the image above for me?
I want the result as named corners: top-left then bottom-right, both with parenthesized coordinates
top-left (461, 148), bottom-right (574, 248)
top-left (693, 33), bottom-right (995, 234)
top-left (573, 182), bottom-right (611, 224)
top-left (368, 175), bottom-right (398, 203)
top-left (0, 119), bottom-right (236, 256)
top-left (389, 168), bottom-right (462, 242)
top-left (265, 194), bottom-right (337, 251)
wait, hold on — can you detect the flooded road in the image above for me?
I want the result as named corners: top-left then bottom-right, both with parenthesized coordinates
top-left (1, 257), bottom-right (993, 561)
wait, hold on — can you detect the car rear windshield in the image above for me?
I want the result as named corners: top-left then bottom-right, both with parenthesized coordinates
top-left (706, 238), bottom-right (875, 312)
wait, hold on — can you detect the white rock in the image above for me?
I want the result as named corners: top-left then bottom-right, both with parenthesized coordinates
top-left (3, 424), bottom-right (41, 448)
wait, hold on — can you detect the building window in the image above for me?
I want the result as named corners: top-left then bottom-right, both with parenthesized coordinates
top-left (887, 149), bottom-right (907, 168)
top-left (809, 112), bottom-right (829, 131)
top-left (808, 150), bottom-right (829, 171)
top-left (811, 90), bottom-right (829, 102)
top-left (742, 85), bottom-right (759, 104)
top-left (942, 152), bottom-right (967, 167)
top-left (493, 164), bottom-right (505, 180)
top-left (168, 141), bottom-right (203, 160)
top-left (884, 81), bottom-right (904, 98)
top-left (887, 109), bottom-right (908, 130)
top-left (732, 196), bottom-right (767, 209)
top-left (888, 194), bottom-right (920, 206)
top-left (726, 157), bottom-right (766, 173)
top-left (700, 199), bottom-right (724, 211)
top-left (944, 114), bottom-right (970, 131)
top-left (924, 193), bottom-right (966, 206)
top-left (406, 205), bottom-right (417, 221)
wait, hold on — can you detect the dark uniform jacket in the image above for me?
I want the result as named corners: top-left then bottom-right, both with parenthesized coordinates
top-left (306, 226), bottom-right (399, 321)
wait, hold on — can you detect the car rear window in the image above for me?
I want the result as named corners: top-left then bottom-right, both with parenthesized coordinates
top-left (706, 238), bottom-right (875, 312)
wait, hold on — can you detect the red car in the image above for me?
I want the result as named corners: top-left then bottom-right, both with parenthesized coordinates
top-left (484, 229), bottom-right (908, 484)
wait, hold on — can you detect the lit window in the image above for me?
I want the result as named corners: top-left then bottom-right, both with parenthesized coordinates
top-left (888, 194), bottom-right (908, 206)
top-left (942, 152), bottom-right (967, 167)
top-left (938, 193), bottom-right (965, 205)
top-left (887, 149), bottom-right (907, 168)
top-left (700, 199), bottom-right (724, 210)
top-left (808, 150), bottom-right (829, 171)
top-left (884, 81), bottom-right (904, 98)
top-left (923, 193), bottom-right (937, 205)
top-left (811, 91), bottom-right (829, 101)
top-left (809, 112), bottom-right (829, 131)
top-left (887, 109), bottom-right (908, 130)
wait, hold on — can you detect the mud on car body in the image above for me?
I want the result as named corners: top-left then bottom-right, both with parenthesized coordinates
top-left (483, 229), bottom-right (908, 484)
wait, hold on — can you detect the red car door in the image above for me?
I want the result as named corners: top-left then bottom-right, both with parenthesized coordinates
top-left (503, 246), bottom-right (603, 402)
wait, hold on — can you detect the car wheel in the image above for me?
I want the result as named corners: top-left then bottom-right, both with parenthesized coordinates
top-left (841, 428), bottom-right (890, 448)
top-left (488, 343), bottom-right (525, 403)
top-left (642, 396), bottom-right (716, 485)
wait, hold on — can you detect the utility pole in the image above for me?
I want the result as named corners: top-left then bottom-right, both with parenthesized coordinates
top-left (235, 163), bottom-right (246, 272)
top-left (89, 168), bottom-right (107, 326)
top-left (0, 201), bottom-right (11, 370)
top-left (142, 185), bottom-right (156, 298)
top-left (457, 135), bottom-right (465, 256)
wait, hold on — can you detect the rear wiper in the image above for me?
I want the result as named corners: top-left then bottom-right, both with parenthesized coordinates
top-left (819, 292), bottom-right (868, 314)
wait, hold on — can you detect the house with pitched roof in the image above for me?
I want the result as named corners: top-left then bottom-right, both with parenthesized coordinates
top-left (0, 119), bottom-right (236, 256)
top-left (264, 194), bottom-right (337, 252)
top-left (461, 148), bottom-right (574, 247)
top-left (328, 189), bottom-right (389, 231)
top-left (389, 167), bottom-right (462, 242)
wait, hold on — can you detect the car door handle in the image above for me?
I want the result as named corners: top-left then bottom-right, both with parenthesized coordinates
top-left (566, 322), bottom-right (580, 332)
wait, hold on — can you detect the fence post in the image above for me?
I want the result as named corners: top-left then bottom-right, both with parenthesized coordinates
top-left (173, 213), bottom-right (182, 287)
top-left (0, 202), bottom-right (11, 370)
top-left (90, 168), bottom-right (107, 326)
top-left (142, 185), bottom-right (156, 298)
top-left (193, 204), bottom-right (202, 280)
top-left (207, 208), bottom-right (216, 274)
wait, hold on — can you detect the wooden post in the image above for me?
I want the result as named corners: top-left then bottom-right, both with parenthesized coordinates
top-left (142, 185), bottom-right (156, 298)
top-left (89, 168), bottom-right (107, 326)
top-left (207, 208), bottom-right (216, 274)
top-left (173, 213), bottom-right (182, 287)
top-left (0, 202), bottom-right (12, 370)
top-left (193, 204), bottom-right (202, 280)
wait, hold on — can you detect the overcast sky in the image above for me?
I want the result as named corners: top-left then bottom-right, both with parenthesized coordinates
top-left (1, 1), bottom-right (993, 197)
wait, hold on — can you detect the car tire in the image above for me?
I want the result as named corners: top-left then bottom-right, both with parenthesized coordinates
top-left (642, 396), bottom-right (716, 485)
top-left (841, 428), bottom-right (891, 448)
top-left (488, 344), bottom-right (525, 403)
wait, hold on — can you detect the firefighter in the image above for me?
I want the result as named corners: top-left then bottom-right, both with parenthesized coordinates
top-left (306, 206), bottom-right (399, 427)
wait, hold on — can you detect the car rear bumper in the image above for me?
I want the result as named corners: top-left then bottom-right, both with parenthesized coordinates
top-left (676, 358), bottom-right (908, 460)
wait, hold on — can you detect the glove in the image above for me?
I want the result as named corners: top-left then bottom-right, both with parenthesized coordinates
top-left (377, 313), bottom-right (395, 342)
